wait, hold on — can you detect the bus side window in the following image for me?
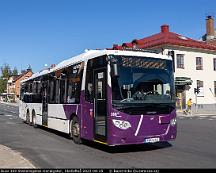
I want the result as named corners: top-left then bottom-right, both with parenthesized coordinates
top-left (67, 80), bottom-right (75, 103)
top-left (85, 60), bottom-right (93, 102)
top-left (55, 80), bottom-right (60, 103)
top-left (60, 79), bottom-right (67, 104)
top-left (49, 80), bottom-right (56, 103)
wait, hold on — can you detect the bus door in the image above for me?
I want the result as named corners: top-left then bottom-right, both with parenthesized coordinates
top-left (93, 68), bottom-right (107, 142)
top-left (42, 80), bottom-right (48, 126)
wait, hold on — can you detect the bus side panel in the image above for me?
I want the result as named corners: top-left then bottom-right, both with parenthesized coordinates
top-left (19, 102), bottom-right (42, 125)
top-left (19, 101), bottom-right (26, 120)
top-left (48, 104), bottom-right (71, 133)
top-left (79, 91), bottom-right (94, 141)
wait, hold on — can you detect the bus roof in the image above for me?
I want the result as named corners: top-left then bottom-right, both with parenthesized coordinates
top-left (21, 49), bottom-right (171, 83)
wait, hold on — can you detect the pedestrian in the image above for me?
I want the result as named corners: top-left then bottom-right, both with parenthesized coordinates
top-left (184, 98), bottom-right (192, 115)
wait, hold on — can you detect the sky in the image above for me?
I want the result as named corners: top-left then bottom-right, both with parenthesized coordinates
top-left (0, 0), bottom-right (216, 73)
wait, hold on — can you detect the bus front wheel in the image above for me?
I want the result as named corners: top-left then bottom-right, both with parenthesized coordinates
top-left (70, 116), bottom-right (81, 144)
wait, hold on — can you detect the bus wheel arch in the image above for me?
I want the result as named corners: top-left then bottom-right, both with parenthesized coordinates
top-left (70, 114), bottom-right (82, 144)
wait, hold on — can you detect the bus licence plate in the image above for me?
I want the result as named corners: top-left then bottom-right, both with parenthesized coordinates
top-left (144, 137), bottom-right (160, 143)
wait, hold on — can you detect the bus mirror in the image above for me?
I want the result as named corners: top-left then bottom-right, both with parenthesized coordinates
top-left (112, 63), bottom-right (118, 77)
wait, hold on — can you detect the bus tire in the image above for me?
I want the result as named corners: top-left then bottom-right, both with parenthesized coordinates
top-left (26, 112), bottom-right (31, 125)
top-left (70, 116), bottom-right (82, 144)
top-left (32, 112), bottom-right (37, 128)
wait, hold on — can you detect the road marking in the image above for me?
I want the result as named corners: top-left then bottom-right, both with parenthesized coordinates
top-left (198, 117), bottom-right (204, 119)
top-left (2, 108), bottom-right (17, 114)
top-left (178, 117), bottom-right (185, 119)
top-left (4, 115), bottom-right (13, 117)
top-left (208, 119), bottom-right (215, 121)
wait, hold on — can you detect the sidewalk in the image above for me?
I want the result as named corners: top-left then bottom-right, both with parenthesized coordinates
top-left (0, 145), bottom-right (35, 168)
top-left (177, 110), bottom-right (216, 117)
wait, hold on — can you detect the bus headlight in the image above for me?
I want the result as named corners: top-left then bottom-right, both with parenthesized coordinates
top-left (112, 119), bottom-right (131, 130)
top-left (170, 118), bottom-right (177, 126)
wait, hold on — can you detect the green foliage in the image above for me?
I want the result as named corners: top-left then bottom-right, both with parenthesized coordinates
top-left (12, 67), bottom-right (18, 75)
top-left (1, 64), bottom-right (11, 78)
top-left (0, 79), bottom-right (7, 93)
top-left (0, 64), bottom-right (18, 94)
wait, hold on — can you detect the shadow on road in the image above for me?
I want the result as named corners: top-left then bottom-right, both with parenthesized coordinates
top-left (34, 125), bottom-right (172, 153)
top-left (83, 140), bottom-right (172, 153)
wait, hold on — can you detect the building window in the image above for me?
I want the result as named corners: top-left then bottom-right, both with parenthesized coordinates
top-left (197, 80), bottom-right (204, 97)
top-left (196, 57), bottom-right (203, 70)
top-left (214, 81), bottom-right (216, 97)
top-left (176, 54), bottom-right (184, 69)
top-left (213, 58), bottom-right (216, 71)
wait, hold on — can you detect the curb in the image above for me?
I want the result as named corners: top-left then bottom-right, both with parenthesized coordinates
top-left (0, 145), bottom-right (35, 168)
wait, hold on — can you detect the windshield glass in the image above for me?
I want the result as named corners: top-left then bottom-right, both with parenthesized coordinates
top-left (111, 55), bottom-right (175, 106)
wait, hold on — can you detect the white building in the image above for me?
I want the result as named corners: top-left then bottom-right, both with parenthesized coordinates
top-left (112, 25), bottom-right (216, 112)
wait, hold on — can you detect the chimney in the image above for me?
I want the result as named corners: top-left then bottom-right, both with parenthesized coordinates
top-left (161, 25), bottom-right (169, 33)
top-left (206, 15), bottom-right (215, 40)
top-left (50, 64), bottom-right (56, 68)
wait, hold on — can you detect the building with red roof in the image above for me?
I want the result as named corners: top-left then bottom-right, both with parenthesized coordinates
top-left (7, 69), bottom-right (33, 102)
top-left (111, 25), bottom-right (216, 112)
top-left (112, 24), bottom-right (216, 52)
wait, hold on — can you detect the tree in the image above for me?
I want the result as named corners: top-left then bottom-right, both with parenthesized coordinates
top-left (0, 64), bottom-right (19, 94)
top-left (0, 79), bottom-right (7, 94)
top-left (1, 64), bottom-right (11, 78)
top-left (12, 67), bottom-right (18, 76)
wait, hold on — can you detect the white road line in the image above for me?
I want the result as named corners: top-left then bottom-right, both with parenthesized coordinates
top-left (4, 115), bottom-right (13, 117)
top-left (178, 117), bottom-right (185, 119)
top-left (2, 108), bottom-right (17, 114)
top-left (208, 119), bottom-right (215, 121)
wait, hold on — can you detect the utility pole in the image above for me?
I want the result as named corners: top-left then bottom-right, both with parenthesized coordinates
top-left (195, 91), bottom-right (197, 113)
top-left (194, 87), bottom-right (200, 113)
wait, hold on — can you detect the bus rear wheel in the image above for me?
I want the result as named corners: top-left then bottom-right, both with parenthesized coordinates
top-left (70, 116), bottom-right (82, 144)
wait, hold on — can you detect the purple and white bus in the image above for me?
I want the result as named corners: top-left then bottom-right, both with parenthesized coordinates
top-left (19, 49), bottom-right (176, 146)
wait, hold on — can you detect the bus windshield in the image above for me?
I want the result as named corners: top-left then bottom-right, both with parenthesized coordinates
top-left (111, 55), bottom-right (175, 113)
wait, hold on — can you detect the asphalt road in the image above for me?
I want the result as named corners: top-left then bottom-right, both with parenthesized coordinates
top-left (0, 102), bottom-right (216, 168)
